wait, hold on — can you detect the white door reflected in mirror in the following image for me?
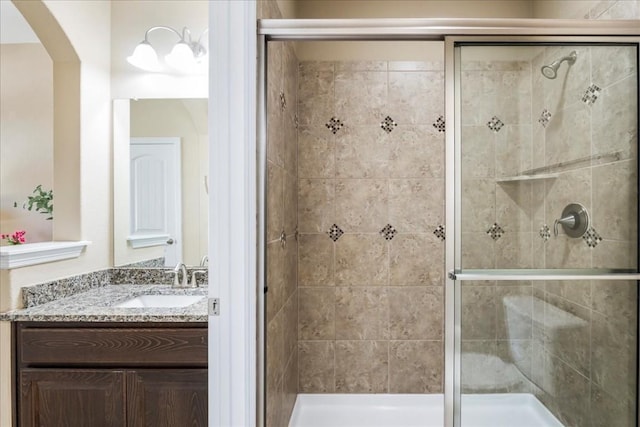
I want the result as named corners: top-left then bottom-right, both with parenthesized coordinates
top-left (113, 98), bottom-right (208, 268)
top-left (128, 137), bottom-right (182, 266)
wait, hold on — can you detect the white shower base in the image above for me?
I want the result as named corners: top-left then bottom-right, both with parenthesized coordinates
top-left (289, 393), bottom-right (563, 427)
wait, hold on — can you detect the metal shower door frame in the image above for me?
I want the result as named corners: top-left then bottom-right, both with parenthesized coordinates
top-left (257, 20), bottom-right (640, 427)
top-left (447, 34), bottom-right (640, 427)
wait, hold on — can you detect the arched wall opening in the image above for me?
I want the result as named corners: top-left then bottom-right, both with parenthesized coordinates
top-left (12, 0), bottom-right (81, 241)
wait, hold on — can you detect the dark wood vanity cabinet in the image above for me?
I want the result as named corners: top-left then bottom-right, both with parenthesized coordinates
top-left (14, 322), bottom-right (208, 427)
top-left (20, 369), bottom-right (127, 426)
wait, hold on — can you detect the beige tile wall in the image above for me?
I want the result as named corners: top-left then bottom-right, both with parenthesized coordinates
top-left (297, 60), bottom-right (446, 394)
top-left (532, 44), bottom-right (637, 427)
top-left (262, 2), bottom-right (299, 426)
top-left (458, 59), bottom-right (537, 403)
top-left (460, 43), bottom-right (638, 426)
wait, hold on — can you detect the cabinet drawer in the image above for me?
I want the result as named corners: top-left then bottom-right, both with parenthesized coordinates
top-left (18, 327), bottom-right (207, 367)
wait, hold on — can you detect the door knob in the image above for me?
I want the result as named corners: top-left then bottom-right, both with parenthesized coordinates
top-left (166, 238), bottom-right (175, 245)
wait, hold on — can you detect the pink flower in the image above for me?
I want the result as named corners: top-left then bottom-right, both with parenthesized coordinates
top-left (2, 230), bottom-right (26, 245)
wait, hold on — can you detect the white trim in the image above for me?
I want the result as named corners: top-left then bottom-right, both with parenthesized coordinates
top-left (129, 137), bottom-right (181, 145)
top-left (126, 234), bottom-right (169, 248)
top-left (260, 18), bottom-right (640, 38)
top-left (209, 1), bottom-right (257, 426)
top-left (256, 34), bottom-right (267, 427)
top-left (0, 241), bottom-right (91, 269)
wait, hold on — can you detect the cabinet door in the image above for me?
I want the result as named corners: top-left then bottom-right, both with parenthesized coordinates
top-left (20, 369), bottom-right (126, 427)
top-left (126, 369), bottom-right (207, 427)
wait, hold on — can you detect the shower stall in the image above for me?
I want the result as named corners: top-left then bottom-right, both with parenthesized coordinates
top-left (258, 20), bottom-right (640, 427)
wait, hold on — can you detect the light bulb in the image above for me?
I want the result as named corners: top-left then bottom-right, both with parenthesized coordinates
top-left (126, 41), bottom-right (161, 72)
top-left (165, 41), bottom-right (197, 73)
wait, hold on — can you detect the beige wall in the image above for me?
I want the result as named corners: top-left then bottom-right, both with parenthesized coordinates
top-left (533, 0), bottom-right (598, 18)
top-left (531, 0), bottom-right (640, 18)
top-left (0, 1), bottom-right (111, 425)
top-left (291, 0), bottom-right (533, 61)
top-left (0, 0), bottom-right (109, 318)
top-left (0, 43), bottom-right (53, 244)
top-left (275, 0), bottom-right (296, 18)
top-left (533, 0), bottom-right (640, 18)
top-left (110, 1), bottom-right (208, 99)
top-left (294, 0), bottom-right (533, 18)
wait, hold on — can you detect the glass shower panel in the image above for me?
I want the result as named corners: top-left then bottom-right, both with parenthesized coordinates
top-left (459, 44), bottom-right (638, 272)
top-left (457, 43), bottom-right (638, 427)
top-left (459, 278), bottom-right (637, 426)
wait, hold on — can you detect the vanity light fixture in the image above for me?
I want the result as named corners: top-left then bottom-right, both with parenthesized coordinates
top-left (127, 26), bottom-right (208, 73)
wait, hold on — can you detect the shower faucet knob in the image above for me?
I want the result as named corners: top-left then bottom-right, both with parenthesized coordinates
top-left (554, 203), bottom-right (590, 238)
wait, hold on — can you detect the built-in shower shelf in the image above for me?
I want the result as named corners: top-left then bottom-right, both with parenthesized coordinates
top-left (496, 173), bottom-right (558, 183)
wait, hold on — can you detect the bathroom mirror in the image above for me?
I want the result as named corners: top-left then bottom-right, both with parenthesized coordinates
top-left (113, 98), bottom-right (208, 267)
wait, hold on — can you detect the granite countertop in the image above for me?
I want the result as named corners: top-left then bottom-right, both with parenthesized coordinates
top-left (0, 284), bottom-right (208, 323)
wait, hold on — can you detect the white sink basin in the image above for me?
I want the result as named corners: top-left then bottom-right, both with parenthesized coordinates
top-left (115, 294), bottom-right (204, 308)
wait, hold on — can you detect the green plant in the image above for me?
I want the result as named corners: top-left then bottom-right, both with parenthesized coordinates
top-left (14, 185), bottom-right (53, 220)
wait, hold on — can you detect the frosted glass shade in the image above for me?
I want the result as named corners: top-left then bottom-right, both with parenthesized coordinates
top-left (165, 42), bottom-right (198, 73)
top-left (126, 41), bottom-right (161, 72)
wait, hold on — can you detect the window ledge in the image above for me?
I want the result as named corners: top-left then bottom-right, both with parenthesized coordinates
top-left (0, 241), bottom-right (91, 269)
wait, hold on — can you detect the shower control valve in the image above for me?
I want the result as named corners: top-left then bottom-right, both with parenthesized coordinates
top-left (554, 203), bottom-right (590, 238)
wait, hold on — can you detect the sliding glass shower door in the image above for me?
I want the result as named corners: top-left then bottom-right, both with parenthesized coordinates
top-left (453, 41), bottom-right (639, 427)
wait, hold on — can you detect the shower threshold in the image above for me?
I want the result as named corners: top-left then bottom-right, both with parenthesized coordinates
top-left (288, 393), bottom-right (563, 427)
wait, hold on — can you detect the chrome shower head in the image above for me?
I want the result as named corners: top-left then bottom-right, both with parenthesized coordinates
top-left (541, 51), bottom-right (578, 79)
top-left (541, 64), bottom-right (559, 79)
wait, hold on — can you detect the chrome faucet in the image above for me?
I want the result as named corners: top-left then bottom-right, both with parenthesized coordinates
top-left (169, 262), bottom-right (190, 288)
top-left (190, 270), bottom-right (206, 287)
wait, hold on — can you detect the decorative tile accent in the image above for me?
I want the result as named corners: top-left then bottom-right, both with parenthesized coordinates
top-left (326, 117), bottom-right (344, 134)
top-left (539, 224), bottom-right (551, 242)
top-left (581, 84), bottom-right (601, 105)
top-left (432, 115), bottom-right (445, 133)
top-left (538, 109), bottom-right (552, 128)
top-left (486, 116), bottom-right (504, 133)
top-left (486, 223), bottom-right (504, 241)
top-left (279, 91), bottom-right (287, 111)
top-left (380, 116), bottom-right (398, 133)
top-left (380, 224), bottom-right (398, 241)
top-left (328, 224), bottom-right (344, 242)
top-left (583, 226), bottom-right (603, 248)
top-left (433, 225), bottom-right (446, 241)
